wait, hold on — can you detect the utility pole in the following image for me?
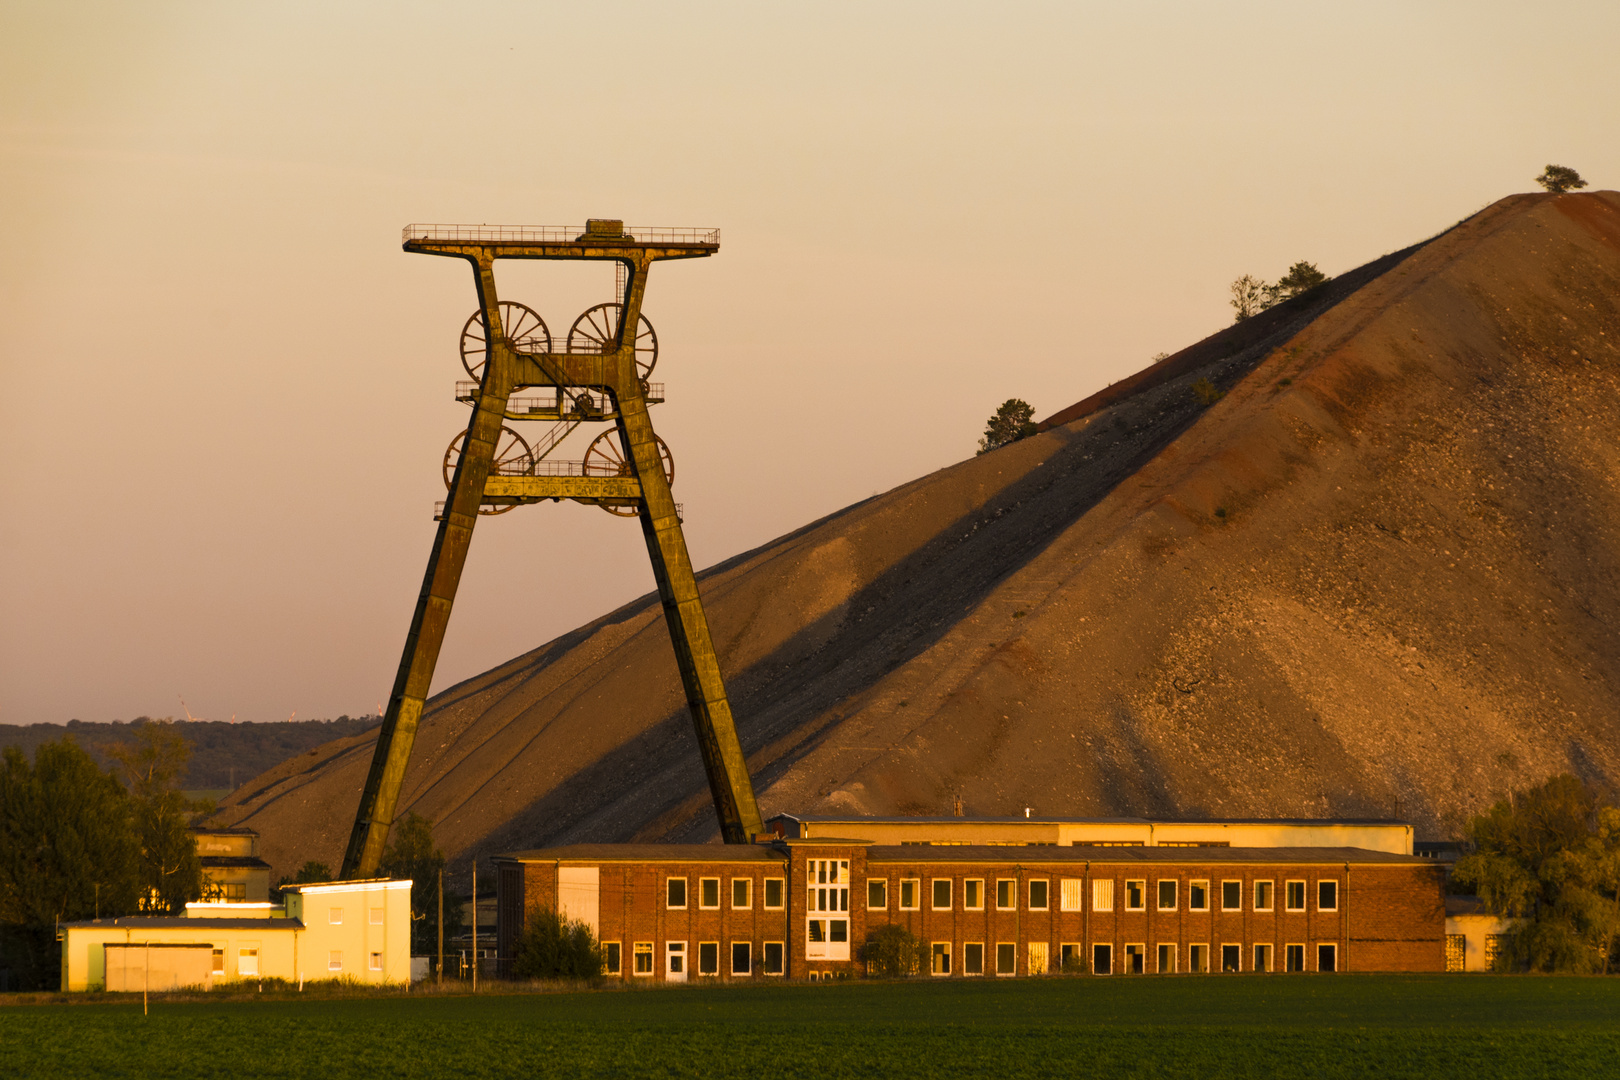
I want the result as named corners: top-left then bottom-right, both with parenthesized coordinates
top-left (437, 867), bottom-right (444, 987)
top-left (471, 861), bottom-right (478, 993)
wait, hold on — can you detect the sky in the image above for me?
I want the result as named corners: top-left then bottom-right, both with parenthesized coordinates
top-left (2, 1), bottom-right (1616, 726)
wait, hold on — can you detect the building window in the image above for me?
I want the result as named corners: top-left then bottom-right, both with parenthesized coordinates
top-left (667, 942), bottom-right (685, 976)
top-left (1093, 944), bottom-right (1112, 975)
top-left (732, 941), bottom-right (751, 975)
top-left (698, 942), bottom-right (719, 976)
top-left (1484, 934), bottom-right (1507, 970)
top-left (1157, 880), bottom-right (1177, 911)
top-left (964, 879), bottom-right (984, 910)
top-left (698, 878), bottom-right (720, 909)
top-left (1221, 880), bottom-right (1242, 911)
top-left (807, 917), bottom-right (849, 961)
top-left (1124, 880), bottom-right (1145, 911)
top-left (763, 942), bottom-right (785, 975)
top-left (667, 878), bottom-right (688, 909)
top-left (1029, 943), bottom-right (1048, 975)
top-left (1124, 944), bottom-right (1145, 974)
top-left (1188, 880), bottom-right (1209, 911)
top-left (1029, 880), bottom-right (1049, 911)
top-left (1285, 944), bottom-right (1306, 972)
top-left (900, 879), bottom-right (920, 910)
top-left (931, 943), bottom-right (951, 975)
top-left (369, 907), bottom-right (384, 925)
top-left (1444, 935), bottom-right (1466, 972)
top-left (1254, 880), bottom-right (1274, 912)
top-left (996, 879), bottom-right (1017, 910)
top-left (329, 950), bottom-right (343, 972)
top-left (1222, 944), bottom-right (1241, 973)
top-left (1060, 943), bottom-right (1083, 973)
top-left (1189, 944), bottom-right (1209, 973)
top-left (329, 907), bottom-right (343, 925)
top-left (239, 948), bottom-right (259, 977)
top-left (867, 879), bottom-right (887, 909)
top-left (809, 860), bottom-right (849, 917)
top-left (210, 949), bottom-right (225, 975)
top-left (732, 878), bottom-right (752, 909)
top-left (633, 942), bottom-right (654, 975)
top-left (1285, 880), bottom-right (1306, 911)
top-left (932, 879), bottom-right (952, 910)
top-left (998, 943), bottom-right (1018, 976)
top-left (1060, 878), bottom-right (1083, 912)
top-left (1318, 880), bottom-right (1339, 911)
top-left (604, 942), bottom-right (621, 975)
top-left (964, 943), bottom-right (984, 975)
top-left (1157, 943), bottom-right (1176, 973)
top-left (1254, 943), bottom-right (1274, 972)
top-left (369, 952), bottom-right (383, 972)
top-left (1093, 879), bottom-right (1114, 912)
top-left (1317, 943), bottom-right (1337, 972)
top-left (763, 878), bottom-right (784, 909)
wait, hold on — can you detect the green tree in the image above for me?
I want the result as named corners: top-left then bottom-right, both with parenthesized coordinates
top-left (1229, 274), bottom-right (1268, 321)
top-left (1452, 773), bottom-right (1620, 972)
top-left (378, 811), bottom-right (463, 954)
top-left (977, 398), bottom-right (1037, 454)
top-left (512, 907), bottom-right (602, 980)
top-left (1535, 165), bottom-right (1588, 194)
top-left (861, 924), bottom-right (927, 978)
top-left (0, 738), bottom-right (143, 988)
top-left (271, 860), bottom-right (332, 901)
top-left (108, 722), bottom-right (209, 914)
top-left (1273, 261), bottom-right (1328, 300)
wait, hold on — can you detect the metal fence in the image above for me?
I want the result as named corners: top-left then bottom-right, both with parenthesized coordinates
top-left (403, 224), bottom-right (720, 246)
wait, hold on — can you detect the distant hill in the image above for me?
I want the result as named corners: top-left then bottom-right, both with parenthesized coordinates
top-left (0, 716), bottom-right (382, 792)
top-left (217, 191), bottom-right (1620, 885)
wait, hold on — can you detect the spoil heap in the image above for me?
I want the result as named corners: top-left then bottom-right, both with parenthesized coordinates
top-left (220, 192), bottom-right (1620, 878)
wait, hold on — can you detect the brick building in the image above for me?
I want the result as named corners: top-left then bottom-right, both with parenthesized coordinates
top-left (495, 839), bottom-right (1444, 979)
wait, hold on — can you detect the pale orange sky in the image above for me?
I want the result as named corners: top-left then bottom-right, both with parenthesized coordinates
top-left (2, 2), bottom-right (1615, 724)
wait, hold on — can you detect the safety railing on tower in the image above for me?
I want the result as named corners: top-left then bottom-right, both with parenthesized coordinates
top-left (403, 224), bottom-right (720, 245)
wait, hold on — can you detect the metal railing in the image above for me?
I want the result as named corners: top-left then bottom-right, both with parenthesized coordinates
top-left (435, 497), bottom-right (678, 520)
top-left (403, 224), bottom-right (720, 246)
top-left (453, 384), bottom-right (664, 408)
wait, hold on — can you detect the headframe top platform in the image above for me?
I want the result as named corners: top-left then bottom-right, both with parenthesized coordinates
top-left (403, 220), bottom-right (719, 259)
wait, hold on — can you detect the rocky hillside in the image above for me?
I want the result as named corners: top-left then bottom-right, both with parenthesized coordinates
top-left (217, 191), bottom-right (1620, 883)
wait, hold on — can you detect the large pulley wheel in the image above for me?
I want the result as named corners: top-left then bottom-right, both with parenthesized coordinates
top-left (442, 425), bottom-right (532, 515)
top-left (567, 303), bottom-right (657, 380)
top-left (582, 430), bottom-right (673, 517)
top-left (460, 301), bottom-right (550, 381)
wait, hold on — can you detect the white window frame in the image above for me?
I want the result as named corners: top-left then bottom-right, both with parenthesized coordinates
top-left (731, 877), bottom-right (752, 910)
top-left (899, 878), bottom-right (921, 910)
top-left (964, 878), bottom-right (984, 910)
top-left (1124, 943), bottom-right (1146, 974)
top-left (1285, 943), bottom-right (1306, 972)
top-left (368, 951), bottom-right (383, 972)
top-left (963, 942), bottom-right (984, 975)
top-left (667, 877), bottom-right (688, 910)
top-left (931, 942), bottom-right (952, 976)
top-left (1285, 879), bottom-right (1307, 912)
top-left (1028, 878), bottom-right (1050, 911)
top-left (1254, 879), bottom-right (1275, 912)
top-left (1157, 943), bottom-right (1176, 973)
top-left (1221, 943), bottom-right (1242, 973)
top-left (1318, 879), bottom-right (1339, 912)
top-left (369, 907), bottom-right (384, 926)
top-left (633, 942), bottom-right (654, 976)
top-left (1317, 942), bottom-right (1338, 972)
top-left (328, 950), bottom-right (342, 972)
top-left (1123, 879), bottom-right (1146, 911)
top-left (1060, 878), bottom-right (1084, 912)
top-left (1188, 879), bottom-right (1209, 911)
top-left (762, 941), bottom-right (785, 976)
top-left (996, 878), bottom-right (1017, 910)
top-left (931, 878), bottom-right (952, 911)
top-left (329, 907), bottom-right (343, 925)
top-left (699, 877), bottom-right (721, 910)
top-left (1157, 879), bottom-right (1177, 911)
top-left (1092, 943), bottom-right (1112, 975)
top-left (238, 948), bottom-right (259, 977)
top-left (1188, 943), bottom-right (1209, 973)
top-left (697, 941), bottom-right (720, 976)
top-left (731, 940), bottom-right (751, 976)
top-left (763, 877), bottom-right (785, 910)
top-left (997, 942), bottom-right (1018, 976)
top-left (1093, 878), bottom-right (1114, 912)
top-left (1254, 943), bottom-right (1273, 973)
top-left (603, 941), bottom-right (622, 975)
top-left (1221, 879), bottom-right (1243, 911)
top-left (867, 877), bottom-right (888, 909)
top-left (1028, 942), bottom-right (1048, 975)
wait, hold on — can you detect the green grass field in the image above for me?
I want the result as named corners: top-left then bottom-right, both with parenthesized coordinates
top-left (2, 976), bottom-right (1616, 1079)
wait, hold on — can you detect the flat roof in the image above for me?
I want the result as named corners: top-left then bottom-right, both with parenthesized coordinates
top-left (199, 856), bottom-right (271, 869)
top-left (498, 844), bottom-right (788, 865)
top-left (62, 917), bottom-right (304, 930)
top-left (865, 845), bottom-right (1430, 865)
top-left (769, 814), bottom-right (1410, 827)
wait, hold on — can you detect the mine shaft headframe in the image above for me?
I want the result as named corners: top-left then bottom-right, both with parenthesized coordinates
top-left (339, 219), bottom-right (762, 882)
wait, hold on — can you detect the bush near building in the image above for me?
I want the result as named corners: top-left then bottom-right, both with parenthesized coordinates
top-left (513, 908), bottom-right (601, 980)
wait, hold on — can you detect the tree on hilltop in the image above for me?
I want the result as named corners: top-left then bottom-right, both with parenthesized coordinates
top-left (978, 399), bottom-right (1037, 454)
top-left (1273, 261), bottom-right (1328, 300)
top-left (1535, 165), bottom-right (1588, 194)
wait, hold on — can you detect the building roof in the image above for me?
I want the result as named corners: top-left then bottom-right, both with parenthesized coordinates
top-left (769, 813), bottom-right (1410, 827)
top-left (199, 856), bottom-right (272, 869)
top-left (498, 844), bottom-right (789, 864)
top-left (280, 878), bottom-right (408, 893)
top-left (61, 917), bottom-right (304, 930)
top-left (189, 826), bottom-right (260, 836)
top-left (864, 845), bottom-right (1432, 866)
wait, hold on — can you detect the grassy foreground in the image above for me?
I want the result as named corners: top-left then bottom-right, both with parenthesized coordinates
top-left (2, 975), bottom-right (1616, 1079)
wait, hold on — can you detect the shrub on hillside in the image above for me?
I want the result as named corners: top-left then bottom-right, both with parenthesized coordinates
top-left (1535, 165), bottom-right (1587, 194)
top-left (978, 399), bottom-right (1038, 454)
top-left (513, 908), bottom-right (602, 980)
